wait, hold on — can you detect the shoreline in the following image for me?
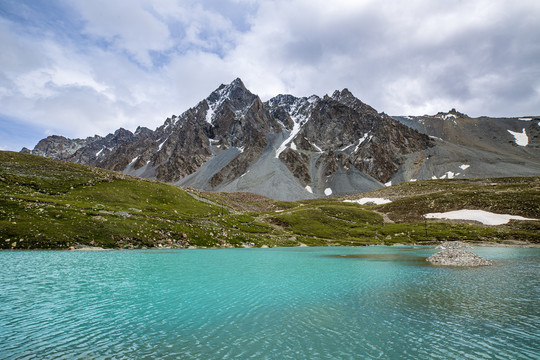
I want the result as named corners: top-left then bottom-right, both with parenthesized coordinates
top-left (2, 241), bottom-right (539, 251)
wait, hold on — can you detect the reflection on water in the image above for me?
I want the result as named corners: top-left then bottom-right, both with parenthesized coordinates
top-left (0, 247), bottom-right (538, 359)
top-left (326, 252), bottom-right (428, 264)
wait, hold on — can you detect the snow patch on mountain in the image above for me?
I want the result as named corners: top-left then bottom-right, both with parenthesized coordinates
top-left (324, 188), bottom-right (332, 196)
top-left (205, 81), bottom-right (238, 124)
top-left (507, 129), bottom-right (528, 146)
top-left (344, 198), bottom-right (392, 205)
top-left (441, 113), bottom-right (457, 120)
top-left (354, 133), bottom-right (369, 153)
top-left (129, 156), bottom-right (139, 165)
top-left (276, 121), bottom-right (301, 158)
top-left (438, 171), bottom-right (455, 179)
top-left (275, 97), bottom-right (315, 158)
top-left (205, 105), bottom-right (215, 124)
top-left (460, 164), bottom-right (470, 170)
top-left (305, 185), bottom-right (313, 194)
top-left (425, 209), bottom-right (536, 225)
top-left (158, 137), bottom-right (169, 151)
top-left (312, 143), bottom-right (323, 152)
top-left (339, 142), bottom-right (355, 151)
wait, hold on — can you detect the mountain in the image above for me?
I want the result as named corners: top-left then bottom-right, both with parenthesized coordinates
top-left (22, 79), bottom-right (540, 200)
top-left (392, 109), bottom-right (540, 181)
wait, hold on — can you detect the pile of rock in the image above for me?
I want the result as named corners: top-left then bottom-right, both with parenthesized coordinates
top-left (427, 249), bottom-right (493, 266)
top-left (435, 241), bottom-right (474, 249)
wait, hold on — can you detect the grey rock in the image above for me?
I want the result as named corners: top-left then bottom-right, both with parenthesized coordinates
top-left (427, 249), bottom-right (493, 266)
top-left (392, 111), bottom-right (540, 181)
top-left (435, 241), bottom-right (474, 249)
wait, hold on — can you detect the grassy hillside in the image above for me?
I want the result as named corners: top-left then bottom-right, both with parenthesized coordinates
top-left (0, 151), bottom-right (281, 249)
top-left (1, 151), bottom-right (538, 249)
top-left (353, 178), bottom-right (540, 221)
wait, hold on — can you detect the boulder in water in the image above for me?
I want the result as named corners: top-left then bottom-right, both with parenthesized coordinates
top-left (427, 249), bottom-right (493, 266)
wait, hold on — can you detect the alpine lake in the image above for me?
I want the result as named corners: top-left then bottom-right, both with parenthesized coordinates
top-left (1, 246), bottom-right (538, 359)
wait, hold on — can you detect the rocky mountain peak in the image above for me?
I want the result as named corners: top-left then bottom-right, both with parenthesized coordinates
top-left (435, 108), bottom-right (468, 120)
top-left (30, 79), bottom-right (532, 201)
top-left (204, 78), bottom-right (259, 126)
top-left (267, 94), bottom-right (298, 108)
top-left (331, 88), bottom-right (378, 117)
top-left (207, 78), bottom-right (251, 105)
top-left (331, 88), bottom-right (354, 100)
top-left (112, 128), bottom-right (133, 138)
top-left (134, 126), bottom-right (152, 138)
top-left (230, 77), bottom-right (246, 89)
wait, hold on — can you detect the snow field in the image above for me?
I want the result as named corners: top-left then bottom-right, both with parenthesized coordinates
top-left (507, 129), bottom-right (528, 146)
top-left (344, 198), bottom-right (392, 205)
top-left (425, 209), bottom-right (536, 226)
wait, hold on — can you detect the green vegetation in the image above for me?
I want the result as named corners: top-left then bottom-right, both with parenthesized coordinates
top-left (0, 152), bottom-right (275, 249)
top-left (1, 151), bottom-right (538, 249)
top-left (269, 204), bottom-right (383, 245)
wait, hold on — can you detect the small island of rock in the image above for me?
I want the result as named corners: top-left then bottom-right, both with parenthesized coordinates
top-left (427, 249), bottom-right (493, 266)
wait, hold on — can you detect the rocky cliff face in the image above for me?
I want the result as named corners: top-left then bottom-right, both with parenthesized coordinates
top-left (21, 135), bottom-right (98, 161)
top-left (26, 78), bottom-right (540, 200)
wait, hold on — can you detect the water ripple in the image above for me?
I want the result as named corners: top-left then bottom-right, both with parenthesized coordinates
top-left (0, 248), bottom-right (538, 359)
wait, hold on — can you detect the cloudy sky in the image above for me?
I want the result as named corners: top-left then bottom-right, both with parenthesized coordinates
top-left (1, 0), bottom-right (539, 151)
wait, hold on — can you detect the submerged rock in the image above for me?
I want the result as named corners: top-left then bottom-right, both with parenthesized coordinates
top-left (427, 249), bottom-right (493, 266)
top-left (435, 241), bottom-right (474, 249)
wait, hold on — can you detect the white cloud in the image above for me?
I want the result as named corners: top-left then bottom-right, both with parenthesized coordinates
top-left (1, 0), bottom-right (540, 151)
top-left (68, 0), bottom-right (172, 67)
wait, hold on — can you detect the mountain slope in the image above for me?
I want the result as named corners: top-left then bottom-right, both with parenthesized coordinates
top-left (22, 79), bottom-right (433, 200)
top-left (22, 80), bottom-right (539, 200)
top-left (392, 110), bottom-right (540, 182)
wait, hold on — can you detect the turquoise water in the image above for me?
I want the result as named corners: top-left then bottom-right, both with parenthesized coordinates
top-left (0, 247), bottom-right (538, 359)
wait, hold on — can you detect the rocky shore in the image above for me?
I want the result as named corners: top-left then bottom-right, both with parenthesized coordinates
top-left (427, 249), bottom-right (493, 266)
top-left (69, 245), bottom-right (107, 251)
top-left (435, 241), bottom-right (474, 249)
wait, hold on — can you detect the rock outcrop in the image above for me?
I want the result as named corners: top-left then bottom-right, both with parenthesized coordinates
top-left (435, 241), bottom-right (474, 249)
top-left (426, 249), bottom-right (493, 266)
